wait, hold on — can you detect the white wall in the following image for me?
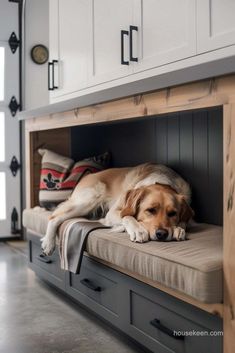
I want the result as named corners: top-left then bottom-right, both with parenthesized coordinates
top-left (24, 0), bottom-right (49, 110)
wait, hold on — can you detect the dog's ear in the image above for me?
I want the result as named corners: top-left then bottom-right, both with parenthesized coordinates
top-left (120, 188), bottom-right (146, 218)
top-left (179, 197), bottom-right (194, 223)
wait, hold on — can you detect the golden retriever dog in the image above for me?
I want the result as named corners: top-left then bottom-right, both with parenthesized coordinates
top-left (41, 163), bottom-right (194, 255)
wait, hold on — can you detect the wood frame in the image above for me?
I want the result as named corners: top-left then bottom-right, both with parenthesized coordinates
top-left (24, 74), bottom-right (235, 353)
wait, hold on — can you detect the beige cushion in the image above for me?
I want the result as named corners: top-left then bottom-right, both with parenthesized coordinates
top-left (23, 207), bottom-right (52, 235)
top-left (23, 208), bottom-right (223, 303)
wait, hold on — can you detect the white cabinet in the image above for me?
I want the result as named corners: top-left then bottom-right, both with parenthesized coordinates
top-left (48, 0), bottom-right (59, 100)
top-left (197, 0), bottom-right (235, 53)
top-left (47, 0), bottom-right (235, 105)
top-left (91, 0), bottom-right (196, 83)
top-left (91, 0), bottom-right (138, 84)
top-left (135, 0), bottom-right (196, 73)
top-left (49, 0), bottom-right (92, 100)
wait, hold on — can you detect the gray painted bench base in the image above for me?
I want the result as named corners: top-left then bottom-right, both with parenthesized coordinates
top-left (28, 232), bottom-right (223, 353)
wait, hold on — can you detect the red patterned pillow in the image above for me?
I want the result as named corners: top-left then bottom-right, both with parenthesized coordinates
top-left (38, 149), bottom-right (111, 210)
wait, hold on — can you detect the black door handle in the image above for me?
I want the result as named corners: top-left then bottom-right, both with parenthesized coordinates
top-left (130, 25), bottom-right (138, 62)
top-left (52, 59), bottom-right (58, 89)
top-left (48, 62), bottom-right (53, 91)
top-left (150, 319), bottom-right (185, 340)
top-left (37, 253), bottom-right (52, 264)
top-left (121, 30), bottom-right (129, 65)
top-left (80, 278), bottom-right (102, 292)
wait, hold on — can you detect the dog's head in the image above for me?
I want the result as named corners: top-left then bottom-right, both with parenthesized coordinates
top-left (120, 183), bottom-right (194, 241)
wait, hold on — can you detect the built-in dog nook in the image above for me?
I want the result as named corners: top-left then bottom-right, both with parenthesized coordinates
top-left (71, 107), bottom-right (223, 226)
top-left (30, 106), bottom-right (223, 227)
top-left (23, 76), bottom-right (235, 353)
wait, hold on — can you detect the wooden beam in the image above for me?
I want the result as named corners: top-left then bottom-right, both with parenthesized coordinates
top-left (25, 129), bottom-right (33, 209)
top-left (223, 103), bottom-right (235, 353)
top-left (24, 75), bottom-right (235, 132)
top-left (25, 128), bottom-right (71, 208)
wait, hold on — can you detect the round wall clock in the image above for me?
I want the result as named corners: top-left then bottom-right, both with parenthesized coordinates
top-left (31, 45), bottom-right (49, 65)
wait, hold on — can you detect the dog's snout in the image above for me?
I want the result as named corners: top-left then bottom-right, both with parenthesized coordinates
top-left (156, 229), bottom-right (168, 241)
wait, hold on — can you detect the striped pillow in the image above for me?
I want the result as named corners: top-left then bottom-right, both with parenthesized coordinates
top-left (38, 149), bottom-right (111, 210)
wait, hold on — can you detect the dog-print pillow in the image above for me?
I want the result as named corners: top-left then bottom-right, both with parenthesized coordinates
top-left (38, 149), bottom-right (111, 210)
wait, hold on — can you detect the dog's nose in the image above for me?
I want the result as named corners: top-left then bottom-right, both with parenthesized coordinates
top-left (156, 229), bottom-right (168, 241)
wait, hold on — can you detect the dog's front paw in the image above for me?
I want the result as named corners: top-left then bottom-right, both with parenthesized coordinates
top-left (110, 225), bottom-right (126, 233)
top-left (132, 226), bottom-right (149, 243)
top-left (172, 227), bottom-right (186, 241)
top-left (41, 236), bottom-right (56, 256)
top-left (122, 217), bottom-right (149, 243)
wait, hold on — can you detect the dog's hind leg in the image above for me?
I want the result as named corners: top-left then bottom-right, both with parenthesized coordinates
top-left (41, 207), bottom-right (83, 255)
top-left (49, 199), bottom-right (74, 219)
top-left (41, 182), bottom-right (106, 255)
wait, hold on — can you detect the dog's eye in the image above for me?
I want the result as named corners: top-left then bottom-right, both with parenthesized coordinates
top-left (168, 211), bottom-right (177, 217)
top-left (146, 208), bottom-right (157, 215)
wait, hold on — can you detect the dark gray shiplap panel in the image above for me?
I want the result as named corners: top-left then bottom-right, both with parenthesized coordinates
top-left (167, 114), bottom-right (180, 168)
top-left (71, 119), bottom-right (156, 167)
top-left (179, 111), bottom-right (193, 175)
top-left (71, 107), bottom-right (223, 225)
top-left (155, 118), bottom-right (168, 165)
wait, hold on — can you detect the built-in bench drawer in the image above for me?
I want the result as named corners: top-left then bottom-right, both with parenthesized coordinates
top-left (130, 291), bottom-right (223, 353)
top-left (28, 234), bottom-right (65, 290)
top-left (66, 256), bottom-right (121, 323)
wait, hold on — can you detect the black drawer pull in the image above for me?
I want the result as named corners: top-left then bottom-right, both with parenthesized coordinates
top-left (129, 25), bottom-right (138, 62)
top-left (150, 319), bottom-right (185, 341)
top-left (80, 278), bottom-right (102, 292)
top-left (37, 253), bottom-right (52, 264)
top-left (121, 30), bottom-right (129, 65)
top-left (48, 62), bottom-right (53, 91)
top-left (52, 59), bottom-right (58, 89)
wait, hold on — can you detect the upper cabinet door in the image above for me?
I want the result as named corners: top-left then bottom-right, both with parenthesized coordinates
top-left (58, 0), bottom-right (92, 96)
top-left (49, 0), bottom-right (59, 101)
top-left (49, 0), bottom-right (93, 100)
top-left (134, 0), bottom-right (196, 73)
top-left (197, 0), bottom-right (235, 53)
top-left (91, 0), bottom-right (138, 84)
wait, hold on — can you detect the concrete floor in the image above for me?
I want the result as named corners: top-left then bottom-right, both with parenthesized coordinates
top-left (0, 243), bottom-right (143, 353)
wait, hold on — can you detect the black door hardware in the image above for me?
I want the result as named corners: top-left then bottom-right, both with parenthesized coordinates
top-left (37, 254), bottom-right (52, 264)
top-left (48, 62), bottom-right (53, 90)
top-left (8, 31), bottom-right (20, 53)
top-left (121, 30), bottom-right (129, 65)
top-left (52, 60), bottom-right (58, 89)
top-left (80, 278), bottom-right (102, 292)
top-left (129, 25), bottom-right (138, 62)
top-left (9, 156), bottom-right (21, 176)
top-left (150, 319), bottom-right (185, 340)
top-left (11, 207), bottom-right (20, 234)
top-left (48, 60), bottom-right (58, 90)
top-left (9, 96), bottom-right (20, 117)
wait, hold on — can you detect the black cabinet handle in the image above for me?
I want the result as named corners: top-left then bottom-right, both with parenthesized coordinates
top-left (129, 25), bottom-right (138, 62)
top-left (52, 60), bottom-right (58, 89)
top-left (80, 278), bottom-right (102, 292)
top-left (150, 319), bottom-right (185, 341)
top-left (48, 62), bottom-right (53, 91)
top-left (121, 30), bottom-right (129, 65)
top-left (37, 253), bottom-right (52, 264)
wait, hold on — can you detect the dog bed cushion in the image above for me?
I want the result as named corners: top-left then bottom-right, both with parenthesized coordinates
top-left (23, 208), bottom-right (223, 303)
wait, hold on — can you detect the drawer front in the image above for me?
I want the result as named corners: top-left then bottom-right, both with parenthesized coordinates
top-left (130, 291), bottom-right (222, 353)
top-left (68, 257), bottom-right (118, 315)
top-left (29, 239), bottom-right (65, 288)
